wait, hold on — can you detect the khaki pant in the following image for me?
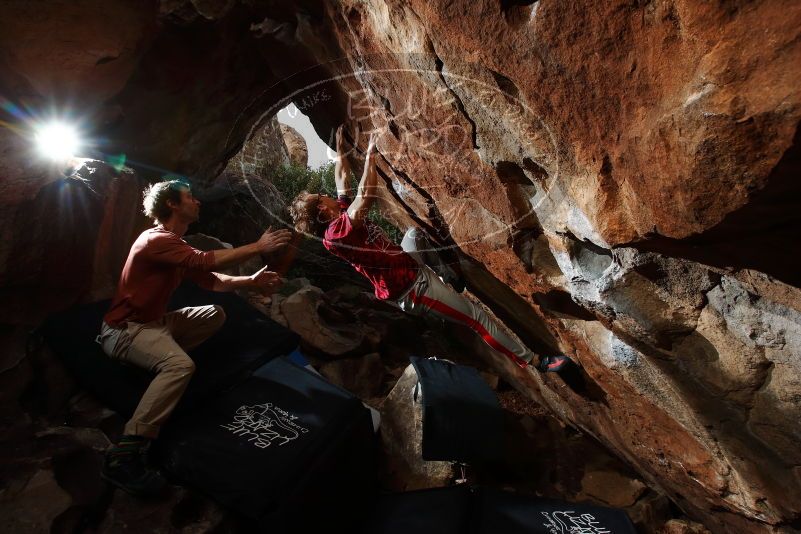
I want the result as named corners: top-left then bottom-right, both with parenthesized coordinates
top-left (99, 305), bottom-right (226, 439)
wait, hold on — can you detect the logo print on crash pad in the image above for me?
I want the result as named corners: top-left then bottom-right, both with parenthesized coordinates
top-left (220, 402), bottom-right (309, 449)
top-left (540, 511), bottom-right (612, 534)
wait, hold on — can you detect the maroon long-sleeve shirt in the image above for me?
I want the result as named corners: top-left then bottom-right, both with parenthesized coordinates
top-left (323, 196), bottom-right (419, 300)
top-left (104, 226), bottom-right (217, 327)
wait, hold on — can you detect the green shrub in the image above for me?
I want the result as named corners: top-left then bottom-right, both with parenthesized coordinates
top-left (271, 161), bottom-right (337, 204)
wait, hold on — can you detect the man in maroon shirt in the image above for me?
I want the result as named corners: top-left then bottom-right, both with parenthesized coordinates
top-left (98, 179), bottom-right (291, 496)
top-left (290, 126), bottom-right (571, 374)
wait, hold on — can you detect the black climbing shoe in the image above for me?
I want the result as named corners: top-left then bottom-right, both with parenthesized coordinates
top-left (101, 436), bottom-right (167, 497)
top-left (537, 355), bottom-right (573, 373)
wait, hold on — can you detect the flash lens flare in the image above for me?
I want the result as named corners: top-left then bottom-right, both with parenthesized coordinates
top-left (35, 122), bottom-right (80, 160)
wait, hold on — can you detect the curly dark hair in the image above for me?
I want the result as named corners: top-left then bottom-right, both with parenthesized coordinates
top-left (289, 190), bottom-right (329, 237)
top-left (142, 179), bottom-right (190, 222)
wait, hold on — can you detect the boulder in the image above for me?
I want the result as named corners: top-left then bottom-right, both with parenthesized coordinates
top-left (0, 469), bottom-right (72, 533)
top-left (378, 364), bottom-right (456, 490)
top-left (279, 286), bottom-right (379, 357)
top-left (578, 469), bottom-right (648, 509)
top-left (659, 519), bottom-right (713, 534)
top-left (319, 352), bottom-right (385, 399)
top-left (223, 115), bottom-right (290, 178)
top-left (280, 123), bottom-right (309, 168)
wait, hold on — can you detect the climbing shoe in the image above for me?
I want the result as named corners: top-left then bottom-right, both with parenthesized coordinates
top-left (537, 355), bottom-right (573, 373)
top-left (101, 435), bottom-right (167, 497)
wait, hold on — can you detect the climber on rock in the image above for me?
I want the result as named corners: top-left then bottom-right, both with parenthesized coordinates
top-left (98, 179), bottom-right (291, 497)
top-left (289, 125), bottom-right (571, 374)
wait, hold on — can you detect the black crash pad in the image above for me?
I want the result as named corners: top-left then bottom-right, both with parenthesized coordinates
top-left (366, 484), bottom-right (472, 534)
top-left (478, 487), bottom-right (638, 534)
top-left (364, 485), bottom-right (637, 534)
top-left (40, 282), bottom-right (299, 419)
top-left (410, 357), bottom-right (503, 463)
top-left (158, 356), bottom-right (377, 531)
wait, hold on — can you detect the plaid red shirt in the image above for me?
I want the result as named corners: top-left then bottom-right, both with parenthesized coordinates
top-left (323, 196), bottom-right (419, 300)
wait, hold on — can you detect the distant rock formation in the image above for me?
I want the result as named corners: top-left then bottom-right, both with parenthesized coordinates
top-left (223, 115), bottom-right (290, 177)
top-left (280, 124), bottom-right (308, 168)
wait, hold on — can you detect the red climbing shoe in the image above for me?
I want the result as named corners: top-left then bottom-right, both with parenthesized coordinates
top-left (537, 355), bottom-right (572, 373)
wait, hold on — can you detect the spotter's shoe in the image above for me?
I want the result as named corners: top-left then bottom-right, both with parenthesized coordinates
top-left (101, 436), bottom-right (167, 497)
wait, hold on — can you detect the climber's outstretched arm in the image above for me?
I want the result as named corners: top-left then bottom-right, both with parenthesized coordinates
top-left (334, 125), bottom-right (354, 197)
top-left (346, 134), bottom-right (378, 227)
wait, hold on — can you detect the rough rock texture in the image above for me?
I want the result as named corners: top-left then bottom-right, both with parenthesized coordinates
top-left (0, 161), bottom-right (149, 324)
top-left (379, 365), bottom-right (457, 489)
top-left (224, 115), bottom-right (290, 178)
top-left (0, 468), bottom-right (73, 532)
top-left (280, 124), bottom-right (308, 167)
top-left (0, 323), bottom-right (235, 533)
top-left (659, 519), bottom-right (713, 534)
top-left (1, 1), bottom-right (800, 532)
top-left (319, 352), bottom-right (385, 399)
top-left (278, 285), bottom-right (381, 356)
top-left (202, 115), bottom-right (292, 252)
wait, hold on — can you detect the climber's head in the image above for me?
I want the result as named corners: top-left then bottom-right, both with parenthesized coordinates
top-left (289, 190), bottom-right (341, 237)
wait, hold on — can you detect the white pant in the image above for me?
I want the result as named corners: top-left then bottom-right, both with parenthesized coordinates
top-left (400, 227), bottom-right (461, 286)
top-left (397, 265), bottom-right (534, 367)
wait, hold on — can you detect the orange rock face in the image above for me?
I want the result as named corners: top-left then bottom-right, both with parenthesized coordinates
top-left (313, 3), bottom-right (801, 531)
top-left (0, 1), bottom-right (800, 532)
